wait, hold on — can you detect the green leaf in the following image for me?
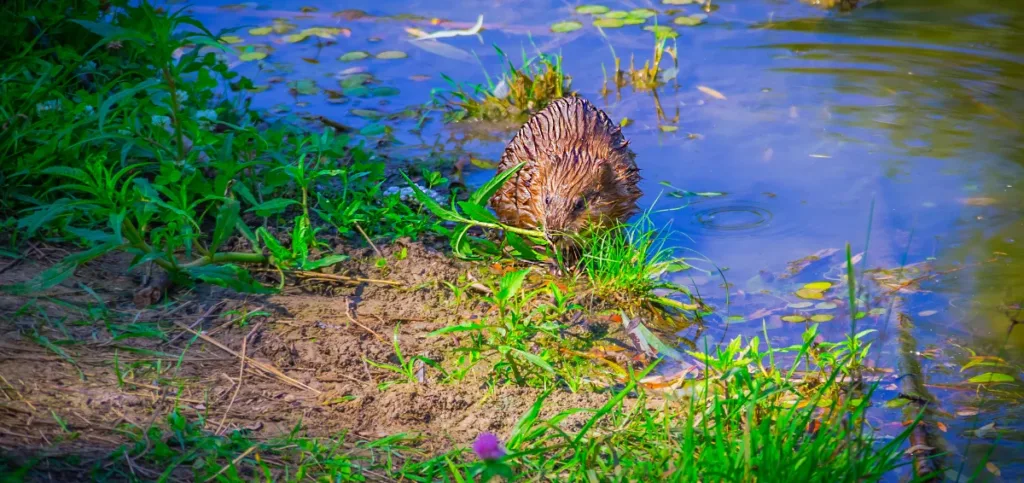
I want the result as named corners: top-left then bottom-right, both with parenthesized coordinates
top-left (17, 199), bottom-right (73, 237)
top-left (99, 79), bottom-right (161, 131)
top-left (575, 5), bottom-right (610, 14)
top-left (593, 18), bottom-right (625, 28)
top-left (184, 264), bottom-right (276, 294)
top-left (301, 254), bottom-right (349, 271)
top-left (469, 162), bottom-right (524, 206)
top-left (505, 232), bottom-right (540, 262)
top-left (551, 21), bottom-right (583, 33)
top-left (257, 227), bottom-right (291, 265)
top-left (246, 198), bottom-right (299, 216)
top-left (497, 269), bottom-right (531, 303)
top-left (510, 348), bottom-right (554, 374)
top-left (339, 51), bottom-right (370, 62)
top-left (457, 201), bottom-right (498, 223)
top-left (210, 200), bottom-right (241, 253)
top-left (966, 372), bottom-right (1015, 384)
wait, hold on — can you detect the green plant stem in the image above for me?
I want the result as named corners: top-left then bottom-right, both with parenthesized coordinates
top-left (161, 67), bottom-right (187, 162)
top-left (506, 352), bottom-right (525, 385)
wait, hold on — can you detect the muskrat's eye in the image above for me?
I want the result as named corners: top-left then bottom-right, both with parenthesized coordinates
top-left (573, 198), bottom-right (586, 212)
top-left (545, 195), bottom-right (552, 206)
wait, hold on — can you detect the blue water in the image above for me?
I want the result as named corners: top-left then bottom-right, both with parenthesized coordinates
top-left (179, 0), bottom-right (1024, 478)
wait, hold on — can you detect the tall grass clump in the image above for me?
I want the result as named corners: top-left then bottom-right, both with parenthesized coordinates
top-left (435, 45), bottom-right (574, 123)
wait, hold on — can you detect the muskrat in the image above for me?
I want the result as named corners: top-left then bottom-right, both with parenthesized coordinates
top-left (489, 96), bottom-right (642, 237)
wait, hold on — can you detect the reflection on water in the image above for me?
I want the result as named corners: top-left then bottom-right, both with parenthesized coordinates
top-left (181, 0), bottom-right (1024, 478)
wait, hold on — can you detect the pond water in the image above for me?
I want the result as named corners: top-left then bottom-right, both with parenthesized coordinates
top-left (177, 0), bottom-right (1023, 478)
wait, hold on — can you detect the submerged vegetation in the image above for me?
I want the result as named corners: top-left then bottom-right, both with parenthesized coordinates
top-left (1, 0), bottom-right (1017, 481)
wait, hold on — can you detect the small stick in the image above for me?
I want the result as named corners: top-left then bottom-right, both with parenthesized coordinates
top-left (345, 298), bottom-right (386, 344)
top-left (215, 323), bottom-right (260, 435)
top-left (166, 301), bottom-right (226, 346)
top-left (353, 222), bottom-right (384, 259)
top-left (171, 321), bottom-right (320, 395)
top-left (203, 444), bottom-right (259, 483)
top-left (292, 271), bottom-right (401, 286)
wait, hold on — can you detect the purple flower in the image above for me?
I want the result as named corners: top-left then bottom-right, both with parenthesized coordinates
top-left (472, 432), bottom-right (506, 461)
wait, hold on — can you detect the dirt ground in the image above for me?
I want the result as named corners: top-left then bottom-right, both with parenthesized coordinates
top-left (0, 238), bottom-right (634, 480)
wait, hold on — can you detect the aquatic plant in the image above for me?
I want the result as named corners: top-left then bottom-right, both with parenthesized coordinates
top-left (435, 45), bottom-right (574, 123)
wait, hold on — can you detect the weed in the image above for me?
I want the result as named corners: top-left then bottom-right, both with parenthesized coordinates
top-left (435, 45), bottom-right (573, 123)
top-left (366, 325), bottom-right (444, 390)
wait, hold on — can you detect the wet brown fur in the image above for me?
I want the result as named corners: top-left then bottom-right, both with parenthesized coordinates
top-left (490, 96), bottom-right (642, 235)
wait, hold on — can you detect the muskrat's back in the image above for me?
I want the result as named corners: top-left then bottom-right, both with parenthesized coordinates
top-left (490, 96), bottom-right (641, 233)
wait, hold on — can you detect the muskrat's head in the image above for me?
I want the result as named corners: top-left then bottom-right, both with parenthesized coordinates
top-left (540, 152), bottom-right (641, 234)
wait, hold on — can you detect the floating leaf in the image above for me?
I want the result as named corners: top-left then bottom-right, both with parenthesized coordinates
top-left (781, 315), bottom-right (807, 323)
top-left (787, 302), bottom-right (813, 309)
top-left (795, 289), bottom-right (825, 300)
top-left (339, 51), bottom-right (370, 62)
top-left (605, 10), bottom-right (629, 18)
top-left (814, 302), bottom-right (838, 310)
top-left (675, 13), bottom-right (708, 26)
top-left (287, 79), bottom-right (319, 95)
top-left (220, 35), bottom-right (244, 44)
top-left (350, 108), bottom-right (384, 119)
top-left (576, 5), bottom-right (610, 14)
top-left (659, 125), bottom-right (679, 132)
top-left (376, 50), bottom-right (408, 60)
top-left (239, 51), bottom-right (268, 61)
top-left (622, 16), bottom-right (646, 25)
top-left (918, 310), bottom-right (938, 317)
top-left (593, 18), bottom-right (626, 28)
top-left (810, 314), bottom-right (834, 322)
top-left (868, 307), bottom-right (886, 316)
top-left (966, 372), bottom-right (1014, 384)
top-left (986, 462), bottom-right (1000, 477)
top-left (803, 281), bottom-right (832, 291)
top-left (663, 0), bottom-right (696, 4)
top-left (359, 122), bottom-right (386, 136)
top-left (551, 20), bottom-right (583, 33)
top-left (248, 26), bottom-right (273, 35)
top-left (371, 86), bottom-right (400, 97)
top-left (885, 398), bottom-right (910, 408)
top-left (644, 25), bottom-right (678, 39)
top-left (630, 8), bottom-right (658, 18)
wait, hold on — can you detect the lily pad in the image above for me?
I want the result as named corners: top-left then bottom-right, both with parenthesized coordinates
top-left (350, 108), bottom-right (384, 119)
top-left (814, 302), bottom-right (838, 310)
top-left (376, 50), bottom-right (408, 60)
top-left (803, 281), bottom-right (832, 291)
top-left (287, 79), bottom-right (319, 95)
top-left (239, 51), bottom-right (268, 61)
top-left (810, 314), bottom-right (834, 322)
top-left (868, 307), bottom-right (886, 316)
top-left (248, 26), bottom-right (273, 35)
top-left (551, 20), bottom-right (583, 33)
top-left (622, 16), bottom-right (646, 25)
top-left (220, 35), bottom-right (244, 44)
top-left (674, 13), bottom-right (707, 26)
top-left (787, 302), bottom-right (813, 309)
top-left (339, 51), bottom-right (370, 62)
top-left (576, 5), bottom-right (610, 14)
top-left (371, 86), bottom-right (400, 97)
top-left (339, 73), bottom-right (373, 88)
top-left (781, 315), bottom-right (807, 323)
top-left (605, 10), bottom-right (630, 19)
top-left (644, 25), bottom-right (678, 39)
top-left (663, 0), bottom-right (697, 3)
top-left (659, 125), bottom-right (679, 132)
top-left (630, 8), bottom-right (658, 18)
top-left (966, 372), bottom-right (1015, 384)
top-left (593, 18), bottom-right (626, 28)
top-left (795, 288), bottom-right (825, 300)
top-left (359, 122), bottom-right (386, 136)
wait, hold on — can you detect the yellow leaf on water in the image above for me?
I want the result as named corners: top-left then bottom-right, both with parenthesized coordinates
top-left (803, 281), bottom-right (832, 291)
top-left (810, 314), bottom-right (834, 322)
top-left (795, 288), bottom-right (825, 300)
top-left (220, 35), bottom-right (244, 44)
top-left (960, 197), bottom-right (998, 206)
top-left (781, 315), bottom-right (807, 323)
top-left (697, 85), bottom-right (726, 100)
top-left (239, 51), bottom-right (268, 61)
top-left (986, 462), bottom-right (1000, 477)
top-left (249, 27), bottom-right (273, 35)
